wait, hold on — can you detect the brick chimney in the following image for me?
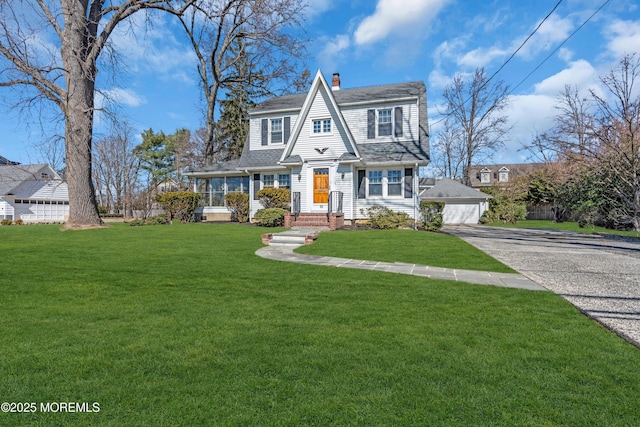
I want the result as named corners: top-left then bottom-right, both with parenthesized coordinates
top-left (332, 73), bottom-right (341, 91)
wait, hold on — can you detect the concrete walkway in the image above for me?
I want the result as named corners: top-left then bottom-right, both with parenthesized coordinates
top-left (256, 229), bottom-right (546, 291)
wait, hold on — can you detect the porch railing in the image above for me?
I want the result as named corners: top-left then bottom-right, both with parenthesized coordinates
top-left (327, 191), bottom-right (343, 221)
top-left (292, 192), bottom-right (301, 220)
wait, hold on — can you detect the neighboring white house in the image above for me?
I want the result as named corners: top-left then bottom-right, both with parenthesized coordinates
top-left (0, 164), bottom-right (69, 222)
top-left (186, 70), bottom-right (430, 227)
top-left (421, 178), bottom-right (491, 224)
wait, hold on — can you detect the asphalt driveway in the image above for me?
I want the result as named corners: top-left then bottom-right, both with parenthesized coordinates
top-left (444, 225), bottom-right (640, 347)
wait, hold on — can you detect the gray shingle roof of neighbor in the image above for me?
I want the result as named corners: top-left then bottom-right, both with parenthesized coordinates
top-left (0, 164), bottom-right (50, 195)
top-left (0, 155), bottom-right (19, 166)
top-left (422, 178), bottom-right (492, 199)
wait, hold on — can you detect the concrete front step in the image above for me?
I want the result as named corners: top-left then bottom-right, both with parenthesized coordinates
top-left (261, 230), bottom-right (319, 246)
top-left (270, 235), bottom-right (307, 245)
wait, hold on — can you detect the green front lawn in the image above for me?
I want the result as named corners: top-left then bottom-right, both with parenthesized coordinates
top-left (296, 229), bottom-right (515, 273)
top-left (1, 223), bottom-right (639, 426)
top-left (488, 219), bottom-right (640, 237)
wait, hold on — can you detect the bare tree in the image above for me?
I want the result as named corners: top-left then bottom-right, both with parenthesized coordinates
top-left (0, 1), bottom-right (194, 228)
top-left (178, 0), bottom-right (308, 164)
top-left (93, 121), bottom-right (141, 216)
top-left (522, 55), bottom-right (640, 231)
top-left (588, 55), bottom-right (640, 231)
top-left (431, 117), bottom-right (466, 179)
top-left (441, 68), bottom-right (511, 186)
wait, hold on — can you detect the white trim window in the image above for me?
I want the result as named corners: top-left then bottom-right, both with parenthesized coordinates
top-left (368, 170), bottom-right (383, 196)
top-left (365, 169), bottom-right (406, 198)
top-left (378, 109), bottom-right (392, 136)
top-left (480, 169), bottom-right (491, 184)
top-left (312, 118), bottom-right (331, 135)
top-left (367, 107), bottom-right (403, 139)
top-left (387, 169), bottom-right (402, 196)
top-left (498, 167), bottom-right (509, 182)
top-left (263, 174), bottom-right (275, 188)
top-left (270, 119), bottom-right (283, 144)
top-left (278, 174), bottom-right (291, 189)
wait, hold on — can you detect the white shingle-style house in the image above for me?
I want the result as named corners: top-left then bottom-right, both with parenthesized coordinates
top-left (0, 164), bottom-right (69, 222)
top-left (186, 70), bottom-right (430, 228)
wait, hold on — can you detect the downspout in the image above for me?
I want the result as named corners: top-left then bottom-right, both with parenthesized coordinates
top-left (245, 170), bottom-right (252, 222)
top-left (414, 163), bottom-right (419, 230)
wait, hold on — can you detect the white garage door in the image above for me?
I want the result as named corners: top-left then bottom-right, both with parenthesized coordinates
top-left (442, 202), bottom-right (480, 224)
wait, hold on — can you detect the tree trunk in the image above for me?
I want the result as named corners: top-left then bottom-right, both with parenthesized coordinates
top-left (61, 0), bottom-right (102, 227)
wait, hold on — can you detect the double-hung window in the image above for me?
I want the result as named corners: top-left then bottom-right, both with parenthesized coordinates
top-left (387, 170), bottom-right (402, 196)
top-left (368, 171), bottom-right (382, 196)
top-left (263, 174), bottom-right (275, 188)
top-left (271, 119), bottom-right (283, 143)
top-left (278, 174), bottom-right (291, 189)
top-left (378, 109), bottom-right (392, 136)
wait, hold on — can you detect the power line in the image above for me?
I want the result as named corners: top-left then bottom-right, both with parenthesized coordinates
top-left (483, 0), bottom-right (565, 90)
top-left (508, 0), bottom-right (611, 95)
top-left (431, 0), bottom-right (565, 129)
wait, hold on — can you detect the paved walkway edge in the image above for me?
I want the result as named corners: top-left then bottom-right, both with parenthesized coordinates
top-left (256, 243), bottom-right (547, 291)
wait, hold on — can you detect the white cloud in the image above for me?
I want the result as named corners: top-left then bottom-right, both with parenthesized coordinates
top-left (515, 13), bottom-right (574, 59)
top-left (533, 59), bottom-right (598, 95)
top-left (316, 34), bottom-right (350, 72)
top-left (305, 0), bottom-right (336, 17)
top-left (98, 88), bottom-right (146, 108)
top-left (457, 46), bottom-right (508, 69)
top-left (354, 0), bottom-right (451, 46)
top-left (106, 13), bottom-right (196, 82)
top-left (605, 19), bottom-right (640, 59)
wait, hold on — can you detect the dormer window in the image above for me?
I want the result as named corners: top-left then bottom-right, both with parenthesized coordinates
top-left (378, 109), bottom-right (392, 136)
top-left (480, 168), bottom-right (491, 183)
top-left (367, 107), bottom-right (403, 139)
top-left (41, 173), bottom-right (49, 179)
top-left (498, 167), bottom-right (510, 182)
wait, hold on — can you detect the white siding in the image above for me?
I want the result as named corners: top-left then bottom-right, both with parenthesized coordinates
top-left (341, 100), bottom-right (418, 144)
top-left (290, 88), bottom-right (353, 160)
top-left (335, 164), bottom-right (353, 219)
top-left (12, 179), bottom-right (68, 200)
top-left (249, 113), bottom-right (299, 151)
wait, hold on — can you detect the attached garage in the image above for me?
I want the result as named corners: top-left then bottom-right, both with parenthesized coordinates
top-left (420, 178), bottom-right (491, 225)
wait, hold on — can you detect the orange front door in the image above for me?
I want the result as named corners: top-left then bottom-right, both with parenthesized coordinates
top-left (313, 168), bottom-right (329, 204)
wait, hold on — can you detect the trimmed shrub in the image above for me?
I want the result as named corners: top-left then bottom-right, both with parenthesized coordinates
top-left (364, 206), bottom-right (412, 229)
top-left (225, 193), bottom-right (250, 223)
top-left (254, 208), bottom-right (287, 227)
top-left (146, 215), bottom-right (171, 225)
top-left (257, 187), bottom-right (290, 210)
top-left (1, 218), bottom-right (12, 226)
top-left (155, 191), bottom-right (201, 223)
top-left (419, 201), bottom-right (444, 231)
top-left (13, 219), bottom-right (23, 225)
top-left (100, 213), bottom-right (125, 218)
top-left (127, 216), bottom-right (170, 226)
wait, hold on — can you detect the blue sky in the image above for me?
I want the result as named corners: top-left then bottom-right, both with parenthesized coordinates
top-left (1, 0), bottom-right (639, 167)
